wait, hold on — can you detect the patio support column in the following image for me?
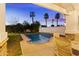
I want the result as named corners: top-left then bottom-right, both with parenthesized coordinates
top-left (65, 10), bottom-right (79, 40)
top-left (65, 10), bottom-right (79, 34)
top-left (0, 4), bottom-right (8, 56)
top-left (65, 10), bottom-right (79, 54)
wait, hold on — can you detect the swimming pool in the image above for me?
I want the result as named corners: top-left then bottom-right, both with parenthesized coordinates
top-left (26, 33), bottom-right (53, 43)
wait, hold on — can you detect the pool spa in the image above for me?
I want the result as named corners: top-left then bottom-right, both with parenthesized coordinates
top-left (26, 33), bottom-right (53, 44)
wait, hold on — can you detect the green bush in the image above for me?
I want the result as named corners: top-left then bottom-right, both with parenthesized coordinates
top-left (6, 21), bottom-right (40, 33)
top-left (30, 21), bottom-right (40, 33)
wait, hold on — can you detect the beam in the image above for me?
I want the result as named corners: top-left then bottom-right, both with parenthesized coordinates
top-left (54, 3), bottom-right (75, 11)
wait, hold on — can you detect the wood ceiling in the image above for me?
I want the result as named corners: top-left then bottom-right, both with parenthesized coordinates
top-left (54, 3), bottom-right (75, 11)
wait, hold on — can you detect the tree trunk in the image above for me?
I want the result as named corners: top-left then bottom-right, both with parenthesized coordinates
top-left (57, 19), bottom-right (58, 26)
top-left (32, 17), bottom-right (34, 23)
top-left (52, 19), bottom-right (54, 25)
top-left (45, 19), bottom-right (47, 27)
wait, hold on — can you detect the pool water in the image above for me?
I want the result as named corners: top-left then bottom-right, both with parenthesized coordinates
top-left (26, 33), bottom-right (53, 43)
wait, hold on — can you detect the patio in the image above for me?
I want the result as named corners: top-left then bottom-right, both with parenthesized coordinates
top-left (0, 3), bottom-right (79, 56)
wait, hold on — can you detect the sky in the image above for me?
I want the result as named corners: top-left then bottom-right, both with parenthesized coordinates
top-left (6, 3), bottom-right (65, 27)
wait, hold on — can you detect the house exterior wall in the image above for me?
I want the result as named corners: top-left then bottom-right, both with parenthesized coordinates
top-left (39, 26), bottom-right (65, 34)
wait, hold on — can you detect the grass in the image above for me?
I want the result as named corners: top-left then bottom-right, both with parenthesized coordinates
top-left (7, 33), bottom-right (22, 56)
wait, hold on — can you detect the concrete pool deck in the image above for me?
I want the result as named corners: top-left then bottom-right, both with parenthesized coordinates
top-left (20, 34), bottom-right (56, 56)
top-left (20, 34), bottom-right (72, 56)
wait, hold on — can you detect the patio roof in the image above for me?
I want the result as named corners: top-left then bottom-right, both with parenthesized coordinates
top-left (34, 3), bottom-right (67, 14)
top-left (34, 3), bottom-right (79, 15)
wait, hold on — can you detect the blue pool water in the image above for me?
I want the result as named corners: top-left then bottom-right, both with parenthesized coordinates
top-left (26, 33), bottom-right (53, 43)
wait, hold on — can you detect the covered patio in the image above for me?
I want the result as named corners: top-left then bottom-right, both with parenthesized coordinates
top-left (0, 3), bottom-right (79, 56)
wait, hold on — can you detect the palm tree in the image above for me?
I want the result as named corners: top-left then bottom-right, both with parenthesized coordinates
top-left (30, 12), bottom-right (35, 23)
top-left (55, 13), bottom-right (60, 26)
top-left (51, 18), bottom-right (54, 27)
top-left (44, 13), bottom-right (49, 27)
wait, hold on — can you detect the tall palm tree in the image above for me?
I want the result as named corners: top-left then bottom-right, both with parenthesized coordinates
top-left (51, 18), bottom-right (54, 27)
top-left (30, 12), bottom-right (35, 23)
top-left (52, 19), bottom-right (54, 24)
top-left (55, 13), bottom-right (60, 26)
top-left (44, 13), bottom-right (49, 27)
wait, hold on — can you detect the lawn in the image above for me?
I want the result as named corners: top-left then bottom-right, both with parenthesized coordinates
top-left (7, 33), bottom-right (22, 56)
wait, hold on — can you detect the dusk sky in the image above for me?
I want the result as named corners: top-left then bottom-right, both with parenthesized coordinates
top-left (6, 3), bottom-right (65, 26)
